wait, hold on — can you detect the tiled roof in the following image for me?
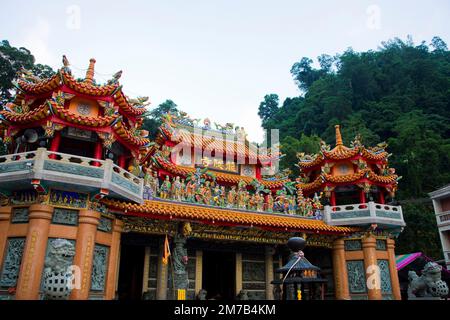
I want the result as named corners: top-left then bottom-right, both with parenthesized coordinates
top-left (103, 198), bottom-right (357, 234)
top-left (152, 153), bottom-right (288, 189)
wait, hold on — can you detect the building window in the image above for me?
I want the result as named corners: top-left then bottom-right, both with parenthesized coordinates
top-left (0, 238), bottom-right (26, 288)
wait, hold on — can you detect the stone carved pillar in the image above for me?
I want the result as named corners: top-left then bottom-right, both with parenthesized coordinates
top-left (156, 240), bottom-right (168, 300)
top-left (265, 246), bottom-right (274, 300)
top-left (235, 253), bottom-right (242, 296)
top-left (105, 218), bottom-right (123, 300)
top-left (0, 206), bottom-right (12, 268)
top-left (195, 250), bottom-right (203, 295)
top-left (362, 235), bottom-right (382, 300)
top-left (332, 238), bottom-right (350, 300)
top-left (386, 238), bottom-right (401, 300)
top-left (70, 209), bottom-right (100, 300)
top-left (15, 204), bottom-right (53, 300)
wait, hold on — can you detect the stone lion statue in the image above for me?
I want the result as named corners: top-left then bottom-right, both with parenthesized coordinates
top-left (408, 262), bottom-right (449, 299)
top-left (42, 239), bottom-right (76, 300)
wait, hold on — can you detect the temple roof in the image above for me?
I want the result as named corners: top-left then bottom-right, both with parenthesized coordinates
top-left (103, 198), bottom-right (357, 234)
top-left (298, 125), bottom-right (389, 169)
top-left (156, 113), bottom-right (278, 164)
top-left (13, 57), bottom-right (147, 119)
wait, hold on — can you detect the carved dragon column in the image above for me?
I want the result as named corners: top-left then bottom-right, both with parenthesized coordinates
top-left (386, 238), bottom-right (401, 300)
top-left (105, 218), bottom-right (123, 300)
top-left (362, 234), bottom-right (382, 300)
top-left (15, 204), bottom-right (53, 300)
top-left (331, 238), bottom-right (350, 300)
top-left (70, 209), bottom-right (100, 300)
top-left (0, 206), bottom-right (12, 268)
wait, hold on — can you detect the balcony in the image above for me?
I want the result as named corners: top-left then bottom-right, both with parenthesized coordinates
top-left (436, 211), bottom-right (450, 228)
top-left (0, 148), bottom-right (144, 204)
top-left (323, 202), bottom-right (405, 229)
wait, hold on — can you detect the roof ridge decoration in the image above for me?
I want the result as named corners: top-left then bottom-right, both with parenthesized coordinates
top-left (84, 58), bottom-right (96, 85)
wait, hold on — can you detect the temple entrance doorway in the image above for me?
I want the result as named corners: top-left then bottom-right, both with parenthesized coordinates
top-left (117, 243), bottom-right (145, 300)
top-left (202, 250), bottom-right (235, 300)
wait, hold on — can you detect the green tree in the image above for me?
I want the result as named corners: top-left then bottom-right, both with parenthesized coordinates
top-left (258, 94), bottom-right (279, 126)
top-left (142, 99), bottom-right (180, 139)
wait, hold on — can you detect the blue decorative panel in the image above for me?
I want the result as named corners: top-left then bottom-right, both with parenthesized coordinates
top-left (112, 173), bottom-right (140, 194)
top-left (0, 238), bottom-right (25, 287)
top-left (332, 210), bottom-right (371, 220)
top-left (377, 260), bottom-right (392, 294)
top-left (43, 161), bottom-right (104, 178)
top-left (11, 207), bottom-right (29, 223)
top-left (375, 210), bottom-right (401, 219)
top-left (346, 260), bottom-right (366, 294)
top-left (97, 217), bottom-right (112, 233)
top-left (91, 245), bottom-right (109, 291)
top-left (0, 161), bottom-right (33, 173)
top-left (376, 239), bottom-right (387, 251)
top-left (49, 189), bottom-right (88, 209)
top-left (344, 240), bottom-right (362, 251)
top-left (52, 208), bottom-right (79, 226)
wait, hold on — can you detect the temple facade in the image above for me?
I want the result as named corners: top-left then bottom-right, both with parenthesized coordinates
top-left (0, 57), bottom-right (405, 300)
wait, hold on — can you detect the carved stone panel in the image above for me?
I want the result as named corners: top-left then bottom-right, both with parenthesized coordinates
top-left (97, 217), bottom-right (112, 233)
top-left (346, 260), bottom-right (366, 294)
top-left (52, 208), bottom-right (79, 226)
top-left (344, 240), bottom-right (362, 251)
top-left (11, 207), bottom-right (29, 223)
top-left (377, 259), bottom-right (392, 294)
top-left (0, 238), bottom-right (25, 287)
top-left (91, 245), bottom-right (109, 292)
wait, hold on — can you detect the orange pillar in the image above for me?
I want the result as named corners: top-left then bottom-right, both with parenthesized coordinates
top-left (70, 209), bottom-right (100, 300)
top-left (105, 219), bottom-right (123, 300)
top-left (332, 238), bottom-right (350, 300)
top-left (0, 206), bottom-right (12, 268)
top-left (387, 238), bottom-right (401, 300)
top-left (362, 235), bottom-right (382, 300)
top-left (15, 204), bottom-right (53, 300)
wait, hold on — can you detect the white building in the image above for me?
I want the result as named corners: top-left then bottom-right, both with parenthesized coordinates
top-left (429, 184), bottom-right (450, 270)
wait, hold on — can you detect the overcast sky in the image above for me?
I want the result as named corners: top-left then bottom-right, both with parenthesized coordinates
top-left (1, 0), bottom-right (449, 141)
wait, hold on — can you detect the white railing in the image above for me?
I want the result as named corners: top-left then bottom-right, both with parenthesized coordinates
top-left (0, 150), bottom-right (37, 163)
top-left (0, 148), bottom-right (144, 203)
top-left (324, 201), bottom-right (405, 227)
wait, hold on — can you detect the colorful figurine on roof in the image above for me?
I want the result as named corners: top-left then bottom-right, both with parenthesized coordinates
top-left (296, 124), bottom-right (400, 207)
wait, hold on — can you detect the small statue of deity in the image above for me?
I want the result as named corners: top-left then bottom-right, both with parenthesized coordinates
top-left (185, 180), bottom-right (197, 203)
top-left (237, 188), bottom-right (247, 210)
top-left (219, 186), bottom-right (226, 207)
top-left (256, 193), bottom-right (264, 212)
top-left (266, 193), bottom-right (274, 212)
top-left (227, 186), bottom-right (237, 208)
top-left (180, 178), bottom-right (186, 201)
top-left (172, 176), bottom-right (182, 201)
top-left (160, 176), bottom-right (172, 199)
top-left (212, 184), bottom-right (222, 206)
top-left (151, 171), bottom-right (160, 196)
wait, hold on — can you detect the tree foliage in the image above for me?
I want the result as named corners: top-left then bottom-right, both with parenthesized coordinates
top-left (259, 36), bottom-right (450, 258)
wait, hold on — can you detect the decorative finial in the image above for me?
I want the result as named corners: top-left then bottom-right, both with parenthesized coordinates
top-left (335, 124), bottom-right (343, 146)
top-left (84, 58), bottom-right (96, 85)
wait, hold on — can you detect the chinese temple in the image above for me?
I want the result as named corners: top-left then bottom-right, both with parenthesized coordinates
top-left (0, 57), bottom-right (405, 300)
